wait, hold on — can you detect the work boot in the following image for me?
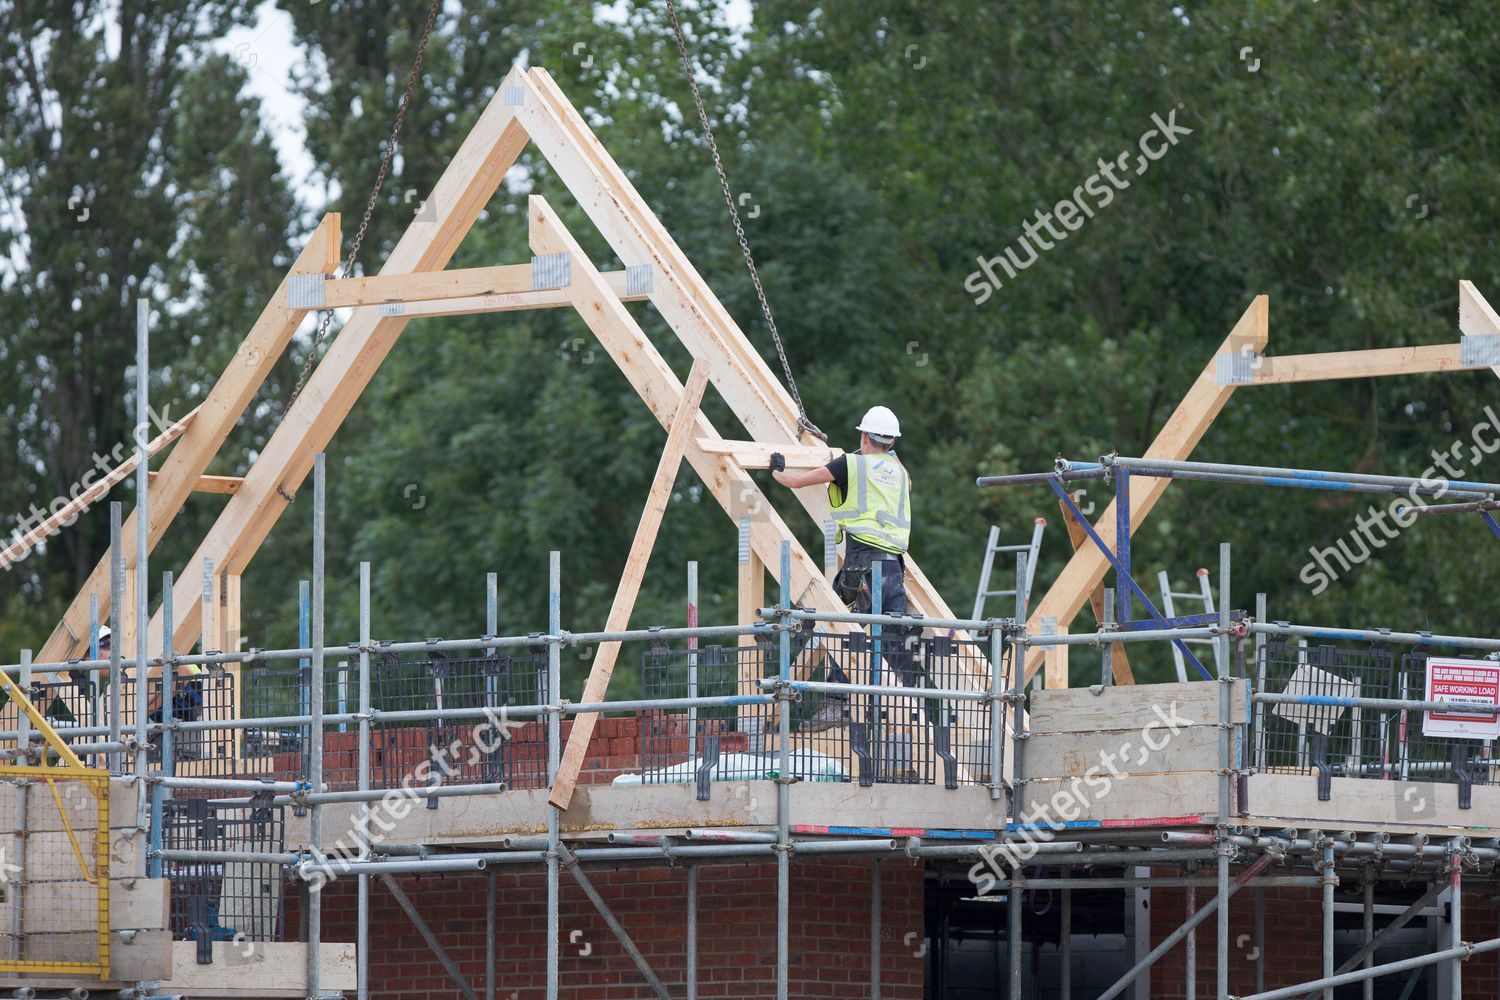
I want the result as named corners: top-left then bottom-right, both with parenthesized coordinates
top-left (801, 697), bottom-right (849, 733)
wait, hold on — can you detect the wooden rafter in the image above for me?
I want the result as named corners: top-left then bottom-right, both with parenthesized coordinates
top-left (350, 270), bottom-right (643, 319)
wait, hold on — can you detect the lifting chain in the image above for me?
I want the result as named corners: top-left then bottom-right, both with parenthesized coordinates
top-left (663, 0), bottom-right (826, 444)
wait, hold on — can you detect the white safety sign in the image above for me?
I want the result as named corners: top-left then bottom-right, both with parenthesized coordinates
top-left (1423, 656), bottom-right (1500, 739)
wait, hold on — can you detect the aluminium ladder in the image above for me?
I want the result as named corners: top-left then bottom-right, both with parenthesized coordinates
top-left (971, 519), bottom-right (1046, 621)
top-left (1157, 567), bottom-right (1226, 682)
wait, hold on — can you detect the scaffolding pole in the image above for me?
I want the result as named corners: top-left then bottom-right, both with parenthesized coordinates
top-left (357, 561), bottom-right (371, 1000)
top-left (686, 864), bottom-right (698, 1000)
top-left (308, 452), bottom-right (326, 999)
top-left (775, 540), bottom-right (792, 1000)
top-left (547, 550), bottom-right (562, 1000)
top-left (134, 294), bottom-right (151, 879)
top-left (109, 502), bottom-right (124, 773)
top-left (1217, 542), bottom-right (1232, 1000)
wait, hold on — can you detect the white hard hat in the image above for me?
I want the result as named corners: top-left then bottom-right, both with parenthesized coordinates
top-left (856, 405), bottom-right (901, 439)
top-left (96, 626), bottom-right (112, 643)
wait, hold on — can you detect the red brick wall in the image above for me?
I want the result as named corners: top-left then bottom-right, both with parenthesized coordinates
top-left (1149, 884), bottom-right (1500, 998)
top-left (295, 860), bottom-right (925, 1000)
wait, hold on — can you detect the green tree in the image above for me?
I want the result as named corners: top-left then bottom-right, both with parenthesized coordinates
top-left (0, 0), bottom-right (297, 652)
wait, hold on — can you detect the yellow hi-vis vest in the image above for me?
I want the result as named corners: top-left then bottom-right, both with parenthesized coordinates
top-left (828, 452), bottom-right (911, 554)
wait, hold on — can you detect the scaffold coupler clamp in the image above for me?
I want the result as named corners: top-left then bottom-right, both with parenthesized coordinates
top-left (1214, 827), bottom-right (1239, 863)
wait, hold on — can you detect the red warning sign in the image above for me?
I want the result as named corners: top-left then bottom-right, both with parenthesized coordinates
top-left (1423, 656), bottom-right (1500, 739)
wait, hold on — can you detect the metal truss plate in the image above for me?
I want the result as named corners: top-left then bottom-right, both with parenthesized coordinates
top-left (531, 252), bottom-right (571, 291)
top-left (1215, 350), bottom-right (1257, 386)
top-left (626, 263), bottom-right (654, 296)
top-left (503, 84), bottom-right (526, 106)
top-left (287, 273), bottom-right (326, 310)
top-left (1461, 335), bottom-right (1500, 368)
top-left (378, 302), bottom-right (407, 316)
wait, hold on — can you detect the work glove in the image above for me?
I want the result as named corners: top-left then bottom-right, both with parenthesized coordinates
top-left (769, 452), bottom-right (786, 472)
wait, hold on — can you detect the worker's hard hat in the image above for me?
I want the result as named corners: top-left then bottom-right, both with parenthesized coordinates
top-left (96, 626), bottom-right (111, 643)
top-left (856, 406), bottom-right (901, 439)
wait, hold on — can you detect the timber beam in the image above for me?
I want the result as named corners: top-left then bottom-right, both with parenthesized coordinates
top-left (696, 438), bottom-right (842, 470)
top-left (147, 472), bottom-right (243, 495)
top-left (351, 270), bottom-right (644, 319)
top-left (312, 263), bottom-right (640, 310)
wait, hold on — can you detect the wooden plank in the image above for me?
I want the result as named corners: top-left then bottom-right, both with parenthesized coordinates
top-left (0, 407), bottom-right (197, 571)
top-left (1242, 343), bottom-right (1464, 384)
top-left (549, 361), bottom-right (711, 809)
top-left (1029, 679), bottom-right (1246, 734)
top-left (112, 877), bottom-right (169, 930)
top-left (1247, 772), bottom-right (1500, 834)
top-left (1020, 771), bottom-right (1219, 824)
top-left (162, 941), bottom-right (355, 996)
top-left (18, 927), bottom-right (171, 980)
top-left (697, 438), bottom-right (842, 470)
top-left (357, 268), bottom-right (643, 318)
top-left (146, 70), bottom-right (531, 655)
top-left (1059, 499), bottom-right (1135, 685)
top-left (316, 262), bottom-right (533, 307)
top-left (1460, 281), bottom-right (1500, 383)
top-left (1043, 623), bottom-right (1069, 690)
top-left (147, 472), bottom-right (243, 494)
top-left (1022, 296), bottom-right (1269, 684)
top-left (1022, 726), bottom-right (1221, 780)
top-left (1460, 280), bottom-right (1500, 337)
top-left (25, 876), bottom-right (166, 934)
top-left (38, 212), bottom-right (341, 664)
top-left (218, 572), bottom-right (241, 652)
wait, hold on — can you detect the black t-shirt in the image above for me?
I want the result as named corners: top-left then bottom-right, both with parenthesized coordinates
top-left (826, 454), bottom-right (851, 494)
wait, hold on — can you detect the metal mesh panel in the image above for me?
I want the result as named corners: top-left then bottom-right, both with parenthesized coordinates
top-left (238, 648), bottom-right (550, 791)
top-left (0, 768), bottom-right (111, 976)
top-left (374, 649), bottom-right (549, 792)
top-left (1254, 642), bottom-right (1498, 785)
top-left (240, 655), bottom-right (309, 786)
top-left (30, 669), bottom-right (237, 771)
top-left (162, 798), bottom-right (284, 944)
top-left (640, 638), bottom-right (774, 780)
top-left (639, 629), bottom-right (994, 787)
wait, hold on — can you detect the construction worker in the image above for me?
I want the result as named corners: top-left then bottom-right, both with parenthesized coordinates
top-left (769, 405), bottom-right (917, 730)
